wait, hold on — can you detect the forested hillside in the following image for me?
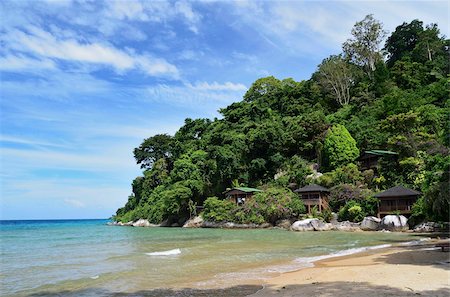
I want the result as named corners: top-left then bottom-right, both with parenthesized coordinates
top-left (114, 16), bottom-right (449, 226)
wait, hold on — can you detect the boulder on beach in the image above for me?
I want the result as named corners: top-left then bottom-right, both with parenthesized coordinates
top-left (311, 219), bottom-right (334, 231)
top-left (291, 218), bottom-right (319, 231)
top-left (182, 216), bottom-right (204, 228)
top-left (334, 221), bottom-right (361, 232)
top-left (380, 215), bottom-right (409, 231)
top-left (360, 216), bottom-right (381, 231)
top-left (413, 222), bottom-right (440, 232)
top-left (132, 219), bottom-right (151, 227)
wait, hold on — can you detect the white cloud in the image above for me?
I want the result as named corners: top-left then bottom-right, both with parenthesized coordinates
top-left (64, 199), bottom-right (86, 208)
top-left (0, 54), bottom-right (56, 71)
top-left (3, 25), bottom-right (179, 78)
top-left (228, 1), bottom-right (449, 56)
top-left (187, 81), bottom-right (247, 91)
top-left (107, 0), bottom-right (148, 21)
top-left (175, 0), bottom-right (202, 33)
top-left (102, 0), bottom-right (202, 34)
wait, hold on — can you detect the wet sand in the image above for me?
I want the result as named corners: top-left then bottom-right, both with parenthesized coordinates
top-left (251, 240), bottom-right (450, 297)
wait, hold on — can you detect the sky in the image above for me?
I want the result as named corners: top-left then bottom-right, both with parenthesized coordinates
top-left (0, 0), bottom-right (448, 220)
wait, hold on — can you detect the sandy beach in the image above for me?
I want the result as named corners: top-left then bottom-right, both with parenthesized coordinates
top-left (251, 240), bottom-right (450, 297)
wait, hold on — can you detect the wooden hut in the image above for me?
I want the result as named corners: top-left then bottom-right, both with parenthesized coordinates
top-left (357, 150), bottom-right (398, 171)
top-left (223, 187), bottom-right (263, 206)
top-left (375, 186), bottom-right (421, 218)
top-left (294, 184), bottom-right (330, 213)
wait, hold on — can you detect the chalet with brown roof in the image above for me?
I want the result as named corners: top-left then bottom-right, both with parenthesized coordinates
top-left (375, 185), bottom-right (421, 218)
top-left (294, 184), bottom-right (330, 213)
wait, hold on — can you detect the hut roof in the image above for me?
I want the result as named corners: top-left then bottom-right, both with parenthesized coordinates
top-left (223, 187), bottom-right (263, 195)
top-left (294, 184), bottom-right (330, 193)
top-left (357, 150), bottom-right (398, 160)
top-left (374, 186), bottom-right (421, 198)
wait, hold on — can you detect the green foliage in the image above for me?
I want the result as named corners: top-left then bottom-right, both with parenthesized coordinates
top-left (252, 187), bottom-right (306, 224)
top-left (273, 156), bottom-right (312, 187)
top-left (323, 125), bottom-right (359, 170)
top-left (328, 184), bottom-right (376, 216)
top-left (134, 134), bottom-right (173, 169)
top-left (343, 14), bottom-right (387, 74)
top-left (202, 197), bottom-right (236, 222)
top-left (202, 188), bottom-right (305, 225)
top-left (115, 18), bottom-right (449, 227)
top-left (338, 200), bottom-right (365, 222)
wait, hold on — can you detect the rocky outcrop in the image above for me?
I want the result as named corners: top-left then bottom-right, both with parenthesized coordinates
top-left (291, 219), bottom-right (334, 231)
top-left (334, 221), bottom-right (362, 232)
top-left (380, 215), bottom-right (409, 231)
top-left (201, 221), bottom-right (272, 229)
top-left (110, 221), bottom-right (134, 226)
top-left (360, 216), bottom-right (381, 231)
top-left (182, 216), bottom-right (204, 228)
top-left (311, 219), bottom-right (334, 231)
top-left (291, 219), bottom-right (317, 231)
top-left (413, 222), bottom-right (440, 232)
top-left (132, 219), bottom-right (160, 227)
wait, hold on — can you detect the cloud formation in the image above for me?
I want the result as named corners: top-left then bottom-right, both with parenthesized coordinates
top-left (3, 26), bottom-right (179, 77)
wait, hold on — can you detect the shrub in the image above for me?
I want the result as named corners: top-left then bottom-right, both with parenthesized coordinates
top-left (202, 197), bottom-right (236, 222)
top-left (322, 124), bottom-right (359, 170)
top-left (338, 200), bottom-right (366, 222)
top-left (328, 184), bottom-right (374, 212)
top-left (252, 187), bottom-right (306, 224)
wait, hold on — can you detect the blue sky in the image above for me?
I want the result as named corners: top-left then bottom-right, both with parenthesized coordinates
top-left (0, 0), bottom-right (448, 220)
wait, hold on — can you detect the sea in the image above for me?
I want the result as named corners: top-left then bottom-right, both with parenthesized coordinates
top-left (0, 219), bottom-right (423, 296)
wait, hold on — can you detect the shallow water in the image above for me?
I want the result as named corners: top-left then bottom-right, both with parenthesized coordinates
top-left (0, 219), bottom-right (420, 296)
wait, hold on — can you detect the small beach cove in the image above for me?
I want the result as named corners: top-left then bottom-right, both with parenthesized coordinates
top-left (2, 219), bottom-right (447, 297)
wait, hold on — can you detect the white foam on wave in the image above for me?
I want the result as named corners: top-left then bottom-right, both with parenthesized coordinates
top-left (292, 244), bottom-right (392, 269)
top-left (400, 237), bottom-right (432, 246)
top-left (145, 248), bottom-right (181, 256)
top-left (90, 275), bottom-right (99, 280)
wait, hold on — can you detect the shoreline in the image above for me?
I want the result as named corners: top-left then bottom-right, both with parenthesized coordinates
top-left (249, 239), bottom-right (450, 297)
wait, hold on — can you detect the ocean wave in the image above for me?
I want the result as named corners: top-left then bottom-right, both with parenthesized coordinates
top-left (289, 244), bottom-right (392, 270)
top-left (400, 237), bottom-right (432, 246)
top-left (146, 248), bottom-right (181, 256)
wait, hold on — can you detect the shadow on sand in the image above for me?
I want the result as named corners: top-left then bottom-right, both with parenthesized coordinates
top-left (23, 281), bottom-right (450, 297)
top-left (373, 245), bottom-right (450, 271)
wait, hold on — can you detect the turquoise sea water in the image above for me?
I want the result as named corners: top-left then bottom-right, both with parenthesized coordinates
top-left (0, 219), bottom-right (420, 296)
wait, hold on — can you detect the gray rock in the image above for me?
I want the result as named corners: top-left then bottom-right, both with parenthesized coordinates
top-left (360, 216), bottom-right (381, 231)
top-left (182, 216), bottom-right (204, 228)
top-left (291, 218), bottom-right (319, 231)
top-left (334, 221), bottom-right (362, 232)
top-left (201, 221), bottom-right (224, 228)
top-left (132, 219), bottom-right (151, 227)
top-left (413, 222), bottom-right (440, 232)
top-left (380, 215), bottom-right (409, 231)
top-left (311, 220), bottom-right (334, 231)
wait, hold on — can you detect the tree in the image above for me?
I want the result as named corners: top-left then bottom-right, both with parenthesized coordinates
top-left (316, 55), bottom-right (354, 106)
top-left (323, 124), bottom-right (359, 169)
top-left (384, 19), bottom-right (424, 67)
top-left (343, 14), bottom-right (387, 74)
top-left (134, 134), bottom-right (173, 169)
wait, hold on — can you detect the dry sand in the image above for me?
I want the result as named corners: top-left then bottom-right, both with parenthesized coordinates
top-left (250, 241), bottom-right (450, 297)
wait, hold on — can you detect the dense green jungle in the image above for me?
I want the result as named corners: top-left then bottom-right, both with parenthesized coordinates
top-left (114, 16), bottom-right (449, 226)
